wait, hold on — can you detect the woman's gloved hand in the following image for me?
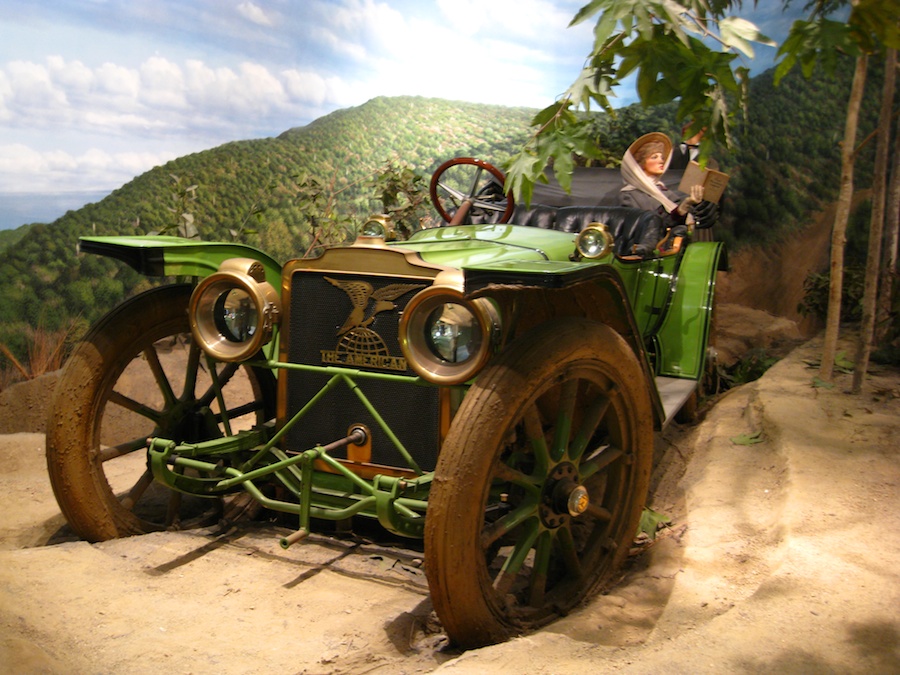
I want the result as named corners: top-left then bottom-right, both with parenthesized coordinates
top-left (676, 184), bottom-right (704, 216)
top-left (691, 200), bottom-right (719, 229)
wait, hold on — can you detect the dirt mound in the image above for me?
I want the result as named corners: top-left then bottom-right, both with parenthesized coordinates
top-left (715, 303), bottom-right (804, 367)
top-left (717, 205), bottom-right (833, 336)
top-left (0, 371), bottom-right (59, 435)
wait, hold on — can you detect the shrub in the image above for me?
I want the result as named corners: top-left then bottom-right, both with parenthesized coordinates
top-left (798, 266), bottom-right (866, 323)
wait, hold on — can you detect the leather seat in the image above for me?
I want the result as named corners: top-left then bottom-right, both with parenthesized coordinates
top-left (509, 204), bottom-right (558, 229)
top-left (511, 204), bottom-right (662, 257)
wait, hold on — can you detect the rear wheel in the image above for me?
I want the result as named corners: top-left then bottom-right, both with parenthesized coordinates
top-left (46, 284), bottom-right (276, 542)
top-left (425, 319), bottom-right (653, 647)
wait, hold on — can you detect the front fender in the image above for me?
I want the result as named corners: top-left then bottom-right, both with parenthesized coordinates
top-left (78, 235), bottom-right (283, 287)
top-left (463, 261), bottom-right (666, 428)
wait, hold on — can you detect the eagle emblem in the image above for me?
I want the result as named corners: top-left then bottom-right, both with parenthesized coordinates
top-left (325, 277), bottom-right (424, 336)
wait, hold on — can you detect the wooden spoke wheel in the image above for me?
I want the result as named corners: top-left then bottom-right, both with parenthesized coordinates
top-left (425, 319), bottom-right (653, 647)
top-left (46, 284), bottom-right (276, 542)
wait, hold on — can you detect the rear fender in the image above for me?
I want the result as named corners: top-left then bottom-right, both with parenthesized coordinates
top-left (78, 235), bottom-right (283, 288)
top-left (652, 241), bottom-right (726, 380)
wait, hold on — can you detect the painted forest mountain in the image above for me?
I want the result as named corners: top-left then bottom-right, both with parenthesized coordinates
top-left (0, 60), bottom-right (885, 364)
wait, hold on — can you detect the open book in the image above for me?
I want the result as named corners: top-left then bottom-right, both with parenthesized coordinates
top-left (678, 161), bottom-right (730, 204)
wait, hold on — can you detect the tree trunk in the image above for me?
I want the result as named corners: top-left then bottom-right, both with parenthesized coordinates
top-left (876, 51), bottom-right (900, 345)
top-left (852, 50), bottom-right (896, 393)
top-left (820, 54), bottom-right (868, 383)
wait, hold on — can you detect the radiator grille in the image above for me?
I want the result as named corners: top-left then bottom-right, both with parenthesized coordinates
top-left (283, 270), bottom-right (441, 471)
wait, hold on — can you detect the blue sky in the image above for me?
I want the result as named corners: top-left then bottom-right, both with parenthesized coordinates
top-left (0, 0), bottom-right (791, 204)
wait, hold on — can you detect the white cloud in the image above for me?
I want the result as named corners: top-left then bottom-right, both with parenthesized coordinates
top-left (282, 69), bottom-right (328, 106)
top-left (0, 0), bottom-right (598, 195)
top-left (0, 55), bottom-right (351, 143)
top-left (95, 62), bottom-right (140, 97)
top-left (139, 57), bottom-right (187, 110)
top-left (236, 2), bottom-right (275, 27)
top-left (0, 142), bottom-right (177, 192)
top-left (435, 0), bottom-right (573, 40)
top-left (46, 56), bottom-right (94, 93)
top-left (235, 62), bottom-right (286, 112)
top-left (4, 60), bottom-right (69, 110)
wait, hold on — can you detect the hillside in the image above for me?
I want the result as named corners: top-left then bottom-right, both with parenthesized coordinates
top-left (0, 59), bottom-right (886, 367)
top-left (0, 97), bottom-right (537, 361)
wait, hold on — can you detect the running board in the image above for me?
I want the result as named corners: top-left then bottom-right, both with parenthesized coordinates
top-left (655, 376), bottom-right (699, 427)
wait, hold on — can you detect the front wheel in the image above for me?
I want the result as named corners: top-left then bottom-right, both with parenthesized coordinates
top-left (425, 319), bottom-right (653, 647)
top-left (46, 284), bottom-right (276, 542)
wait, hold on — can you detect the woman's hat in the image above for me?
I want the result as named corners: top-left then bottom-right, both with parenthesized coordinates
top-left (627, 132), bottom-right (672, 163)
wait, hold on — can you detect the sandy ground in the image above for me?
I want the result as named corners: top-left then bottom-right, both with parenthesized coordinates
top-left (0, 330), bottom-right (898, 675)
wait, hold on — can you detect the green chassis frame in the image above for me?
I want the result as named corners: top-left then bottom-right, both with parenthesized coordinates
top-left (147, 362), bottom-right (437, 546)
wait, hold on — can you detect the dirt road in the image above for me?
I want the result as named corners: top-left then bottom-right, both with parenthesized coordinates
top-left (1, 335), bottom-right (899, 674)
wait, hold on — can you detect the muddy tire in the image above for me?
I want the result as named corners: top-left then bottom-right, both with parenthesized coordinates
top-left (424, 318), bottom-right (653, 648)
top-left (46, 284), bottom-right (276, 542)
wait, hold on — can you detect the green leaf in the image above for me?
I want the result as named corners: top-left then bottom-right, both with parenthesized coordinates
top-left (592, 6), bottom-right (619, 48)
top-left (553, 148), bottom-right (576, 194)
top-left (569, 0), bottom-right (608, 27)
top-left (531, 101), bottom-right (567, 129)
top-left (776, 18), bottom-right (860, 82)
top-left (637, 507), bottom-right (672, 540)
top-left (720, 16), bottom-right (775, 58)
top-left (504, 150), bottom-right (543, 206)
top-left (834, 350), bottom-right (854, 373)
top-left (730, 430), bottom-right (764, 446)
top-left (812, 377), bottom-right (835, 389)
top-left (851, 0), bottom-right (900, 51)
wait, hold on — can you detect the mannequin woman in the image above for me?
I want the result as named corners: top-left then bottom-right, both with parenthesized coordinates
top-left (619, 132), bottom-right (703, 255)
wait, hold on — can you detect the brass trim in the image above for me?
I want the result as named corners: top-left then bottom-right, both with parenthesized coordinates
top-left (282, 245), bottom-right (451, 284)
top-left (279, 245), bottom-right (454, 373)
top-left (277, 243), bottom-right (455, 449)
top-left (312, 458), bottom-right (420, 480)
top-left (346, 423), bottom-right (372, 464)
top-left (398, 286), bottom-right (497, 385)
top-left (576, 222), bottom-right (615, 259)
top-left (189, 258), bottom-right (280, 362)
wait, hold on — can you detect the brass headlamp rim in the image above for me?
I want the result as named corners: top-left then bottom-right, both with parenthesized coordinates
top-left (398, 285), bottom-right (497, 385)
top-left (189, 258), bottom-right (281, 362)
top-left (575, 222), bottom-right (615, 259)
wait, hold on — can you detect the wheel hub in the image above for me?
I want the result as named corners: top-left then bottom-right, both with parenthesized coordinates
top-left (539, 462), bottom-right (589, 528)
top-left (158, 401), bottom-right (221, 444)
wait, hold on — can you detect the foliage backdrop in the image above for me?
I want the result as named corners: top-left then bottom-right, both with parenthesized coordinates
top-left (0, 60), bottom-right (887, 366)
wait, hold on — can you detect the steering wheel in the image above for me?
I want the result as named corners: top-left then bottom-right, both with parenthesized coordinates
top-left (429, 157), bottom-right (515, 226)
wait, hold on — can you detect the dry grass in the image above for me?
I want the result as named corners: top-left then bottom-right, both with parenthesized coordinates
top-left (0, 323), bottom-right (76, 391)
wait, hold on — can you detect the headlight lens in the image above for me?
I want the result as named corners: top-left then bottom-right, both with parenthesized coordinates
top-left (399, 286), bottom-right (498, 384)
top-left (358, 214), bottom-right (394, 240)
top-left (190, 258), bottom-right (280, 362)
top-left (426, 303), bottom-right (481, 363)
top-left (214, 288), bottom-right (258, 342)
top-left (576, 223), bottom-right (614, 259)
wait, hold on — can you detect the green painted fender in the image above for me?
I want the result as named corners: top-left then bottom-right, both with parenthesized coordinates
top-left (653, 241), bottom-right (726, 380)
top-left (78, 235), bottom-right (283, 288)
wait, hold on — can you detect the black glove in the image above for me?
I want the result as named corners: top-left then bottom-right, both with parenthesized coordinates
top-left (691, 200), bottom-right (719, 229)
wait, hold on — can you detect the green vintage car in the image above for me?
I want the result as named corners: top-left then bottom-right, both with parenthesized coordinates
top-left (46, 157), bottom-right (725, 648)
